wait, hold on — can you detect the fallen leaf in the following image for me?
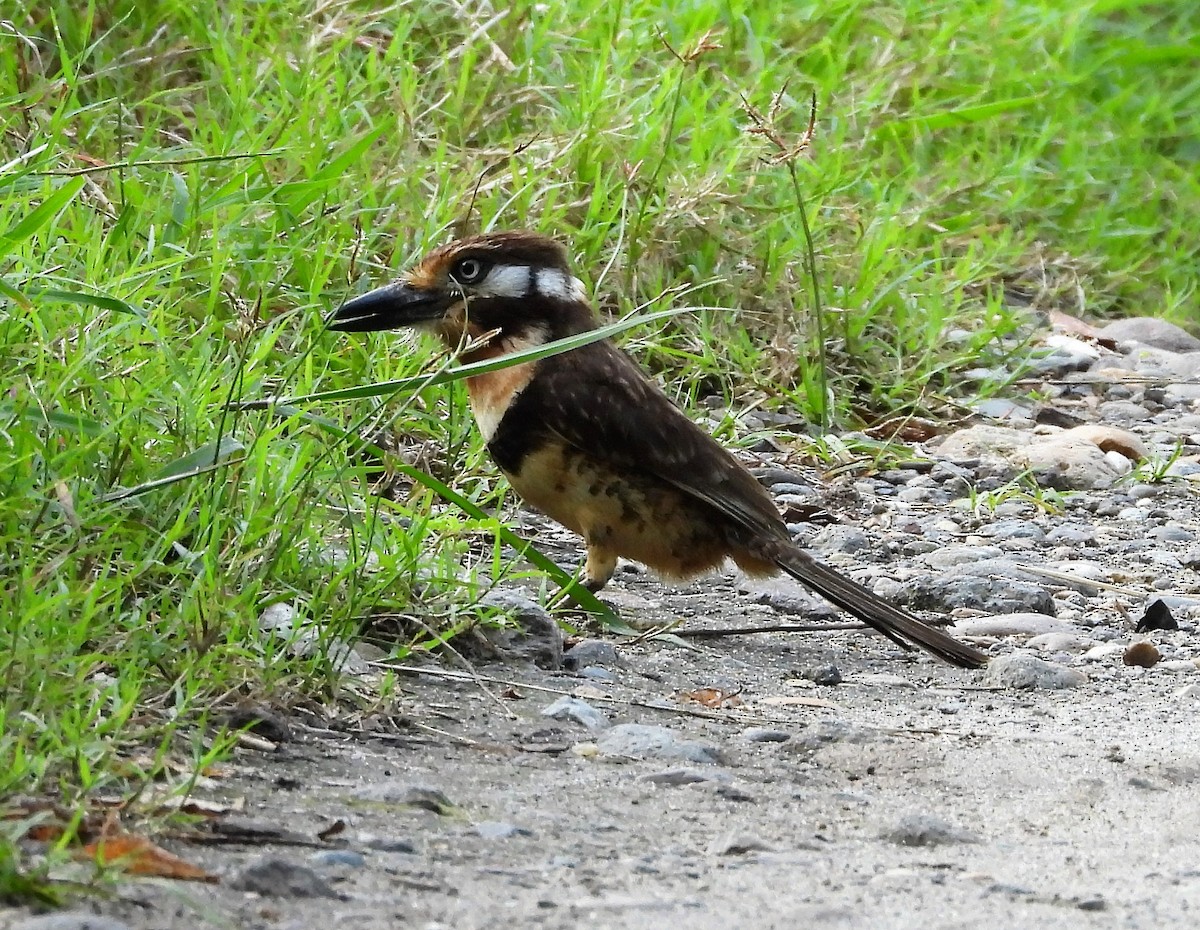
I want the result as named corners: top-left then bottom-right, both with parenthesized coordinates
top-left (680, 688), bottom-right (743, 708)
top-left (81, 834), bottom-right (218, 883)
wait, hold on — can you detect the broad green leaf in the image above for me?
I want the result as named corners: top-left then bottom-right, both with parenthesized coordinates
top-left (0, 177), bottom-right (87, 259)
top-left (153, 436), bottom-right (246, 480)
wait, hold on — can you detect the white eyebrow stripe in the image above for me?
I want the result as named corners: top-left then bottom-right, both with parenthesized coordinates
top-left (477, 264), bottom-right (532, 298)
top-left (534, 267), bottom-right (588, 302)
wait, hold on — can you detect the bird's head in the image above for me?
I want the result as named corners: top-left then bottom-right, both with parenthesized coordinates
top-left (329, 231), bottom-right (594, 356)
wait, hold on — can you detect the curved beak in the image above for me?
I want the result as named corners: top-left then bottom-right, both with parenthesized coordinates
top-left (328, 282), bottom-right (451, 332)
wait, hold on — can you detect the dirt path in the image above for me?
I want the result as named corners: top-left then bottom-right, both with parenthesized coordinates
top-left (8, 318), bottom-right (1200, 930)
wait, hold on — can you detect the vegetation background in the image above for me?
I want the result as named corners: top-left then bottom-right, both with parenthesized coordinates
top-left (1, 0), bottom-right (1196, 897)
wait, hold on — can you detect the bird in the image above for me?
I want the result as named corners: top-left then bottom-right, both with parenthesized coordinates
top-left (329, 230), bottom-right (987, 669)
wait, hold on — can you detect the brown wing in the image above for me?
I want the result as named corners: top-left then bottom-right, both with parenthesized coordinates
top-left (490, 339), bottom-right (788, 542)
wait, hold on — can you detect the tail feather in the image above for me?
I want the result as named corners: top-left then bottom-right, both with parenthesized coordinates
top-left (756, 539), bottom-right (988, 669)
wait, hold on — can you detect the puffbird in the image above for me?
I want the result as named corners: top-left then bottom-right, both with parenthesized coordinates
top-left (330, 231), bottom-right (987, 668)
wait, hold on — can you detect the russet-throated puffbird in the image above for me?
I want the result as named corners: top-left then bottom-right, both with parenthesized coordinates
top-left (330, 231), bottom-right (987, 669)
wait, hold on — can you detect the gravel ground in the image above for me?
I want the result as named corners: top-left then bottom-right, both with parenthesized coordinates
top-left (7, 316), bottom-right (1200, 930)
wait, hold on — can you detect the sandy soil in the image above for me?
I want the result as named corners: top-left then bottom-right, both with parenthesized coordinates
top-left (9, 556), bottom-right (1198, 930)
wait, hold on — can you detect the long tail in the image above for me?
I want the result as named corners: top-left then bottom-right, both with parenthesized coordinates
top-left (753, 539), bottom-right (988, 669)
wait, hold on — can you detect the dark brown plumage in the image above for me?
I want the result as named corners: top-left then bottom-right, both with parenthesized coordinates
top-left (330, 231), bottom-right (987, 669)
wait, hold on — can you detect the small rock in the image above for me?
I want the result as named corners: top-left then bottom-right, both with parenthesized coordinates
top-left (972, 397), bottom-right (1033, 419)
top-left (1100, 317), bottom-right (1200, 352)
top-left (921, 545), bottom-right (1005, 569)
top-left (984, 653), bottom-right (1088, 690)
top-left (309, 849), bottom-right (366, 870)
top-left (1136, 599), bottom-right (1180, 632)
top-left (911, 574), bottom-right (1055, 616)
top-left (355, 782), bottom-right (455, 814)
top-left (225, 701), bottom-right (293, 743)
top-left (359, 835), bottom-right (417, 853)
top-left (706, 832), bottom-right (775, 856)
top-left (979, 520), bottom-right (1046, 542)
top-left (541, 696), bottom-right (610, 731)
top-left (229, 856), bottom-right (341, 898)
top-left (743, 727), bottom-right (791, 743)
top-left (594, 724), bottom-right (720, 765)
top-left (12, 917), bottom-right (133, 930)
top-left (479, 590), bottom-right (563, 669)
top-left (1026, 631), bottom-right (1096, 653)
top-left (641, 767), bottom-right (729, 786)
top-left (884, 814), bottom-right (980, 847)
top-left (802, 662), bottom-right (843, 686)
top-left (473, 821), bottom-right (533, 839)
top-left (951, 613), bottom-right (1065, 639)
top-left (562, 639), bottom-right (622, 670)
top-left (1123, 642), bottom-right (1161, 668)
top-left (811, 526), bottom-right (874, 556)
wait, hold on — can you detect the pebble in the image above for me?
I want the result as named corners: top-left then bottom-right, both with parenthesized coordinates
top-left (1099, 316), bottom-right (1200, 352)
top-left (916, 574), bottom-right (1055, 615)
top-left (984, 653), bottom-right (1088, 690)
top-left (11, 918), bottom-right (133, 930)
top-left (706, 832), bottom-right (775, 856)
top-left (479, 590), bottom-right (563, 669)
top-left (359, 835), bottom-right (418, 853)
top-left (1026, 631), bottom-right (1097, 653)
top-left (473, 821), bottom-right (533, 839)
top-left (884, 814), bottom-right (981, 847)
top-left (309, 849), bottom-right (366, 870)
top-left (354, 782), bottom-right (455, 813)
top-left (541, 696), bottom-right (610, 731)
top-left (641, 767), bottom-right (730, 786)
top-left (594, 724), bottom-right (721, 765)
top-left (229, 856), bottom-right (341, 898)
top-left (562, 639), bottom-right (622, 670)
top-left (951, 613), bottom-right (1067, 639)
top-left (743, 727), bottom-right (791, 743)
top-left (802, 662), bottom-right (843, 686)
top-left (1122, 642), bottom-right (1161, 668)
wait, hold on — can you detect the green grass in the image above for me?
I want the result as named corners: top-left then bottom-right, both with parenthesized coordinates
top-left (2, 0), bottom-right (1198, 895)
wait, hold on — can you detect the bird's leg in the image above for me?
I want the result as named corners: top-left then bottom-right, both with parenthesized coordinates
top-left (582, 544), bottom-right (618, 593)
top-left (546, 543), bottom-right (619, 612)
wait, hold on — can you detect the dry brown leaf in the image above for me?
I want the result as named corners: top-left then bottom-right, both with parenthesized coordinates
top-left (680, 688), bottom-right (743, 708)
top-left (80, 834), bottom-right (219, 883)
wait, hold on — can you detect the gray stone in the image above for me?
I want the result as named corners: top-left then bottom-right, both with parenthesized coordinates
top-left (1098, 400), bottom-right (1153, 424)
top-left (354, 782), bottom-right (455, 813)
top-left (910, 574), bottom-right (1055, 616)
top-left (1099, 317), bottom-right (1200, 352)
top-left (802, 662), bottom-right (843, 686)
top-left (1026, 631), bottom-right (1097, 653)
top-left (541, 696), bottom-right (610, 731)
top-left (479, 590), bottom-right (563, 668)
top-left (641, 767), bottom-right (730, 785)
top-left (595, 724), bottom-right (721, 765)
top-left (743, 727), bottom-right (791, 743)
top-left (12, 917), bottom-right (133, 930)
top-left (706, 832), bottom-right (776, 856)
top-left (921, 545), bottom-right (1005, 569)
top-left (473, 821), bottom-right (533, 839)
top-left (971, 397), bottom-right (1034, 420)
top-left (309, 849), bottom-right (366, 870)
top-left (884, 814), bottom-right (981, 847)
top-left (812, 526), bottom-right (874, 555)
top-left (984, 653), bottom-right (1088, 690)
top-left (562, 639), bottom-right (622, 670)
top-left (979, 519), bottom-right (1046, 542)
top-left (951, 613), bottom-right (1068, 638)
top-left (229, 856), bottom-right (341, 898)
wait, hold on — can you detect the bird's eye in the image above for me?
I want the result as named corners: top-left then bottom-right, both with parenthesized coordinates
top-left (452, 257), bottom-right (488, 284)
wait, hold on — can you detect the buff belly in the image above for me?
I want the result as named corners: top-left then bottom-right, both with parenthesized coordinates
top-left (503, 440), bottom-right (749, 580)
